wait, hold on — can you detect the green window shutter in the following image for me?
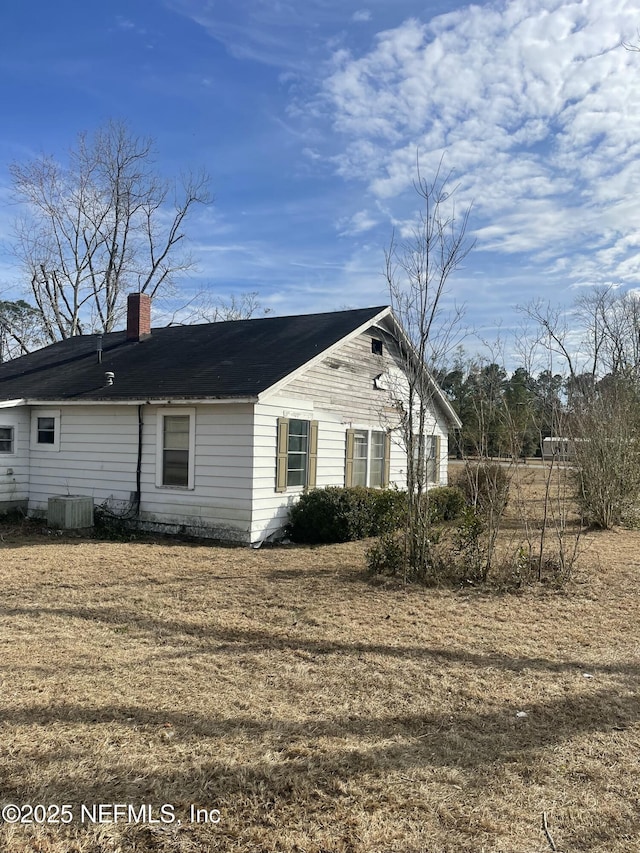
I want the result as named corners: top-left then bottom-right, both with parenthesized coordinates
top-left (434, 435), bottom-right (442, 484)
top-left (345, 428), bottom-right (356, 487)
top-left (383, 431), bottom-right (391, 487)
top-left (276, 418), bottom-right (289, 492)
top-left (308, 420), bottom-right (318, 489)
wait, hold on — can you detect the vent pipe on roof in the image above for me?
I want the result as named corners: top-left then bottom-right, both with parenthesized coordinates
top-left (97, 335), bottom-right (103, 364)
top-left (126, 292), bottom-right (152, 341)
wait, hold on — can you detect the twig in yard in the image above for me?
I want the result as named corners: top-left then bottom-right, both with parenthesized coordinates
top-left (542, 811), bottom-right (557, 851)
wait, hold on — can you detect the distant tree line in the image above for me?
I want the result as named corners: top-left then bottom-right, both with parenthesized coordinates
top-left (436, 357), bottom-right (564, 459)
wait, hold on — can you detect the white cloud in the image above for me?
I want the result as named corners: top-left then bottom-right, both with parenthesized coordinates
top-left (337, 208), bottom-right (379, 235)
top-left (114, 15), bottom-right (147, 36)
top-left (352, 9), bottom-right (372, 23)
top-left (314, 0), bottom-right (640, 288)
top-left (115, 16), bottom-right (136, 30)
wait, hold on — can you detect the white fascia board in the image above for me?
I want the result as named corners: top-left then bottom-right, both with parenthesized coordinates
top-left (0, 399), bottom-right (26, 408)
top-left (257, 306), bottom-right (392, 403)
top-left (21, 396), bottom-right (258, 407)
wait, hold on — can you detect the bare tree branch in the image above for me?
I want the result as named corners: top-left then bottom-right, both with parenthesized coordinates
top-left (9, 120), bottom-right (212, 344)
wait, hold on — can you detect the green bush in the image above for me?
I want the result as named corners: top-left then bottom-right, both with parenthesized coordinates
top-left (370, 488), bottom-right (407, 534)
top-left (288, 487), bottom-right (407, 544)
top-left (425, 485), bottom-right (466, 523)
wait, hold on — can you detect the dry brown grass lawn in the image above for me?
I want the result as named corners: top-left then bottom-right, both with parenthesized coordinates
top-left (1, 467), bottom-right (639, 852)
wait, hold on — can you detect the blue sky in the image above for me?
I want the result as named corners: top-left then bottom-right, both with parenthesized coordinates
top-left (1, 0), bottom-right (639, 351)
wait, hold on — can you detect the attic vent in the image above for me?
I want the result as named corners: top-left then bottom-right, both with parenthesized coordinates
top-left (371, 339), bottom-right (383, 356)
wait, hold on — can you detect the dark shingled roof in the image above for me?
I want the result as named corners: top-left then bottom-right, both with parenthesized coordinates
top-left (0, 306), bottom-right (389, 402)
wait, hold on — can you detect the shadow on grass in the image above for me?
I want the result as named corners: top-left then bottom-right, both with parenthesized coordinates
top-left (1, 602), bottom-right (638, 681)
top-left (0, 687), bottom-right (638, 853)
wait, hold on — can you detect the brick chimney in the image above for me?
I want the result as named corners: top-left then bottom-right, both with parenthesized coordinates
top-left (126, 292), bottom-right (151, 341)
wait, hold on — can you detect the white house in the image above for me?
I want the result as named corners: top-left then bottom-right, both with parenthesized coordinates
top-left (0, 294), bottom-right (461, 544)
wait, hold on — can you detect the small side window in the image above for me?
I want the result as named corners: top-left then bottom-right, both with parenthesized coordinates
top-left (162, 415), bottom-right (190, 486)
top-left (37, 417), bottom-right (56, 445)
top-left (0, 426), bottom-right (14, 453)
top-left (371, 339), bottom-right (383, 356)
top-left (30, 409), bottom-right (60, 451)
top-left (155, 408), bottom-right (196, 489)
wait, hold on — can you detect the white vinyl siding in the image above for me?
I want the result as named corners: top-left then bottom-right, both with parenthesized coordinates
top-left (28, 406), bottom-right (139, 512)
top-left (280, 332), bottom-right (405, 424)
top-left (142, 404), bottom-right (254, 540)
top-left (25, 403), bottom-right (254, 542)
top-left (253, 401), bottom-right (317, 540)
top-left (252, 397), bottom-right (405, 542)
top-left (273, 329), bottom-right (449, 488)
top-left (0, 408), bottom-right (29, 512)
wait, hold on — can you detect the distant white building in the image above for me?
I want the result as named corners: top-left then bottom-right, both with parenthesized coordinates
top-left (541, 437), bottom-right (574, 461)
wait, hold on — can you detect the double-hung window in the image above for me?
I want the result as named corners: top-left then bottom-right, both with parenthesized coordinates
top-left (352, 430), bottom-right (368, 486)
top-left (276, 417), bottom-right (318, 491)
top-left (369, 430), bottom-right (386, 487)
top-left (345, 429), bottom-right (390, 488)
top-left (426, 435), bottom-right (440, 484)
top-left (156, 409), bottom-right (195, 489)
top-left (30, 409), bottom-right (60, 451)
top-left (37, 418), bottom-right (56, 444)
top-left (286, 419), bottom-right (310, 487)
top-left (0, 426), bottom-right (14, 454)
top-left (412, 434), bottom-right (441, 485)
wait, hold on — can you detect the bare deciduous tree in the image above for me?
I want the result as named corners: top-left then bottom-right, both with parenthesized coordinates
top-left (0, 299), bottom-right (48, 363)
top-left (524, 287), bottom-right (640, 529)
top-left (10, 120), bottom-right (212, 343)
top-left (383, 159), bottom-right (473, 580)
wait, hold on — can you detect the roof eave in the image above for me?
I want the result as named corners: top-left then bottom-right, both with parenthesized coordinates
top-left (14, 396), bottom-right (259, 406)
